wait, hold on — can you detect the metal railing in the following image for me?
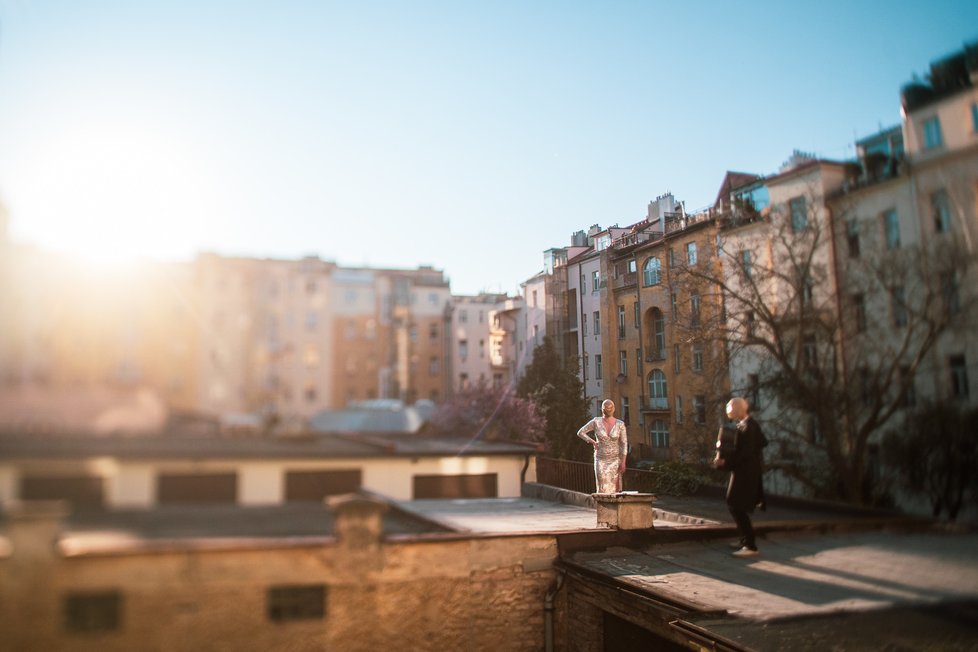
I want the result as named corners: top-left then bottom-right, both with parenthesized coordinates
top-left (535, 457), bottom-right (660, 494)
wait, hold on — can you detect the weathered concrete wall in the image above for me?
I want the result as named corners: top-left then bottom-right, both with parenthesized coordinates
top-left (0, 514), bottom-right (558, 652)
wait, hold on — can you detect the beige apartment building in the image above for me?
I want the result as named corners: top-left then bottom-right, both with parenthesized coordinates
top-left (0, 239), bottom-right (455, 427)
top-left (449, 293), bottom-right (521, 393)
top-left (828, 44), bottom-right (978, 413)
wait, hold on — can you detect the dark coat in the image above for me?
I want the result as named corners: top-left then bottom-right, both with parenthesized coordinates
top-left (725, 416), bottom-right (767, 511)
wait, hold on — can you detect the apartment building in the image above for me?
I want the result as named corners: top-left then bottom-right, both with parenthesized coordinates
top-left (600, 197), bottom-right (727, 462)
top-left (827, 44), bottom-right (978, 412)
top-left (450, 293), bottom-right (521, 393)
top-left (0, 240), bottom-right (454, 426)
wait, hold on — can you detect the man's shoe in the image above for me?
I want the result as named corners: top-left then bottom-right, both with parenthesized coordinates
top-left (728, 541), bottom-right (745, 550)
top-left (732, 546), bottom-right (759, 558)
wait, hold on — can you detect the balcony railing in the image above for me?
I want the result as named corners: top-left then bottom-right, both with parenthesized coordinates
top-left (612, 272), bottom-right (637, 290)
top-left (641, 395), bottom-right (669, 410)
top-left (644, 349), bottom-right (666, 363)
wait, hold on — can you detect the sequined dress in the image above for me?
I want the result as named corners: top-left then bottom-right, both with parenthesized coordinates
top-left (577, 417), bottom-right (628, 494)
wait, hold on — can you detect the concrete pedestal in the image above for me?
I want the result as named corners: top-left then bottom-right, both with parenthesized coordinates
top-left (593, 493), bottom-right (655, 530)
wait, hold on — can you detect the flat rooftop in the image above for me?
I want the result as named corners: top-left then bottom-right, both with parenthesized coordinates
top-left (565, 529), bottom-right (978, 649)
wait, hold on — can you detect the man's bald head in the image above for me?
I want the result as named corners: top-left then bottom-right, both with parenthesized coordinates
top-left (726, 397), bottom-right (749, 421)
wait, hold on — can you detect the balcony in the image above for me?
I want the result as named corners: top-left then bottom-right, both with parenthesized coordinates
top-left (664, 210), bottom-right (713, 234)
top-left (641, 395), bottom-right (669, 411)
top-left (612, 272), bottom-right (637, 291)
top-left (644, 349), bottom-right (666, 363)
top-left (619, 231), bottom-right (663, 249)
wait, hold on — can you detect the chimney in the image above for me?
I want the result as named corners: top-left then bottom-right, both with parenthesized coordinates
top-left (1, 500), bottom-right (68, 561)
top-left (326, 493), bottom-right (388, 548)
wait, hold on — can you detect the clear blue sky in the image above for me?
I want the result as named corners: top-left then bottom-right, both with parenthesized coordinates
top-left (1, 1), bottom-right (976, 294)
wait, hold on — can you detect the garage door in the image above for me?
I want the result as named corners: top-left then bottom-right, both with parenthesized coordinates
top-left (157, 473), bottom-right (237, 504)
top-left (412, 473), bottom-right (498, 499)
top-left (284, 469), bottom-right (362, 502)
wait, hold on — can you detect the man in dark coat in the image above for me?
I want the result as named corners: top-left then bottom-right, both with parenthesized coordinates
top-left (714, 396), bottom-right (766, 557)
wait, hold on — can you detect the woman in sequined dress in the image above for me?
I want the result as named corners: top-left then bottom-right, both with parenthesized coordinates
top-left (576, 399), bottom-right (628, 494)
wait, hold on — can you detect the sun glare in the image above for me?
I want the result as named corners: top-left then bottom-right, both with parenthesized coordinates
top-left (10, 114), bottom-right (223, 266)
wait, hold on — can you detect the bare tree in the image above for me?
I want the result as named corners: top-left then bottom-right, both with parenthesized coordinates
top-left (882, 402), bottom-right (978, 521)
top-left (675, 184), bottom-right (974, 504)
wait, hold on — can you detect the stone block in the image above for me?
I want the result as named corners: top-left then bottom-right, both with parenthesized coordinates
top-left (592, 493), bottom-right (655, 530)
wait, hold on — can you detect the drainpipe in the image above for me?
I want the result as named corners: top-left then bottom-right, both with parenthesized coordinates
top-left (520, 454), bottom-right (530, 488)
top-left (544, 569), bottom-right (565, 652)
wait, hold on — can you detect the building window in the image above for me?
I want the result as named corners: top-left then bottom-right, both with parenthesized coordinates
top-left (429, 323), bottom-right (438, 340)
top-left (686, 242), bottom-right (698, 266)
top-left (932, 189), bottom-right (951, 233)
top-left (675, 395), bottom-right (683, 424)
top-left (748, 374), bottom-right (760, 410)
top-left (922, 116), bottom-right (943, 149)
top-left (305, 311), bottom-right (318, 331)
top-left (63, 591), bottom-right (121, 633)
top-left (942, 272), bottom-right (961, 316)
top-left (949, 354), bottom-right (969, 399)
top-left (582, 312), bottom-right (588, 336)
top-left (480, 339), bottom-right (486, 358)
top-left (459, 340), bottom-right (468, 359)
top-left (628, 259), bottom-right (637, 273)
top-left (345, 319), bottom-right (357, 340)
top-left (790, 196), bottom-right (807, 232)
top-left (692, 344), bottom-right (703, 372)
top-left (670, 292), bottom-right (678, 321)
top-left (802, 334), bottom-right (817, 369)
top-left (267, 585), bottom-right (326, 622)
top-left (633, 302), bottom-right (640, 328)
top-left (583, 355), bottom-right (589, 381)
top-left (882, 210), bottom-right (900, 250)
top-left (846, 219), bottom-right (860, 258)
top-left (647, 369), bottom-right (667, 408)
top-left (673, 344), bottom-right (681, 373)
top-left (650, 420), bottom-right (669, 448)
top-left (595, 354), bottom-right (603, 380)
top-left (618, 305), bottom-right (626, 338)
top-left (532, 290), bottom-right (538, 307)
top-left (622, 397), bottom-right (630, 425)
top-left (459, 373), bottom-right (469, 389)
top-left (802, 276), bottom-right (814, 308)
top-left (592, 270), bottom-right (600, 292)
top-left (533, 324), bottom-right (539, 342)
top-left (693, 395), bottom-right (706, 424)
top-left (303, 344), bottom-right (320, 368)
top-left (740, 250), bottom-right (752, 279)
top-left (891, 286), bottom-right (907, 328)
top-left (459, 309), bottom-right (468, 323)
top-left (643, 257), bottom-right (662, 286)
top-left (690, 292), bottom-right (701, 327)
top-left (429, 357), bottom-right (439, 376)
top-left (746, 311), bottom-right (757, 338)
top-left (653, 311), bottom-right (665, 352)
top-left (853, 294), bottom-right (867, 333)
top-left (305, 385), bottom-right (317, 403)
top-left (593, 311), bottom-right (601, 335)
top-left (619, 350), bottom-right (628, 376)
